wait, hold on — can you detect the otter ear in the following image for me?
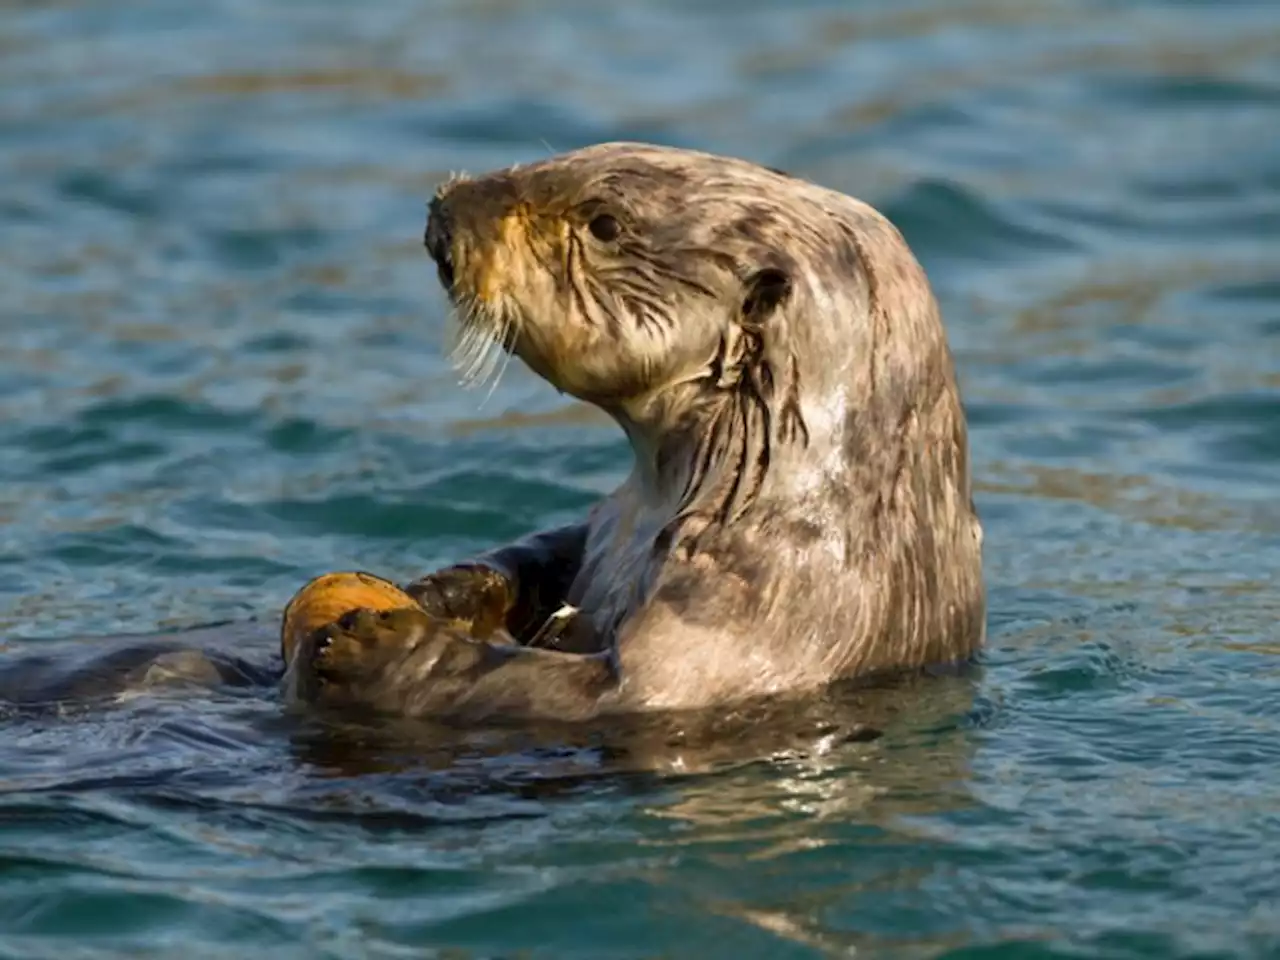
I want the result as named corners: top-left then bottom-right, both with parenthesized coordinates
top-left (741, 267), bottom-right (791, 326)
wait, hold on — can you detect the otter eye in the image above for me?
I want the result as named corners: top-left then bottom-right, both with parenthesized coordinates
top-left (588, 214), bottom-right (621, 243)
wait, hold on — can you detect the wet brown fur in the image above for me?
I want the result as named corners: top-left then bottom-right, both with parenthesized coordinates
top-left (324, 141), bottom-right (985, 720)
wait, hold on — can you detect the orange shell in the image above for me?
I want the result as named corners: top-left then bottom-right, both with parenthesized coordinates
top-left (280, 571), bottom-right (418, 663)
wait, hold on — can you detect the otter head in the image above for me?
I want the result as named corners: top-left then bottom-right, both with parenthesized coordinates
top-left (425, 142), bottom-right (973, 545)
top-left (424, 143), bottom-right (808, 409)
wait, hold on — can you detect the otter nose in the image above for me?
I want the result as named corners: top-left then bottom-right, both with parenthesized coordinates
top-left (424, 195), bottom-right (455, 291)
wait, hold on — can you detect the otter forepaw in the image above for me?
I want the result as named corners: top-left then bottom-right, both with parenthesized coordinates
top-left (312, 606), bottom-right (430, 685)
top-left (403, 564), bottom-right (513, 637)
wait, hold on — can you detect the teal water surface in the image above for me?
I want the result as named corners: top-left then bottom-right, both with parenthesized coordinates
top-left (2, 1), bottom-right (1280, 957)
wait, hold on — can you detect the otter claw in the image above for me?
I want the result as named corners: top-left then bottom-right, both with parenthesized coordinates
top-left (528, 603), bottom-right (580, 649)
top-left (310, 605), bottom-right (435, 687)
top-left (311, 625), bottom-right (352, 685)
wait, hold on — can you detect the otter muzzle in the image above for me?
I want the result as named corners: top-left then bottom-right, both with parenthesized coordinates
top-left (424, 196), bottom-right (456, 292)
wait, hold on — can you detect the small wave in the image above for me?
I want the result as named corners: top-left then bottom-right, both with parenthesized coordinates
top-left (883, 178), bottom-right (1079, 267)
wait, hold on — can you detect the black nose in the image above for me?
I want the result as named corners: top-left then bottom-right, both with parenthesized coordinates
top-left (424, 196), bottom-right (455, 290)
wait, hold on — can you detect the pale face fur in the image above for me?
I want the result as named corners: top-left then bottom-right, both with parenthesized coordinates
top-left (426, 141), bottom-right (985, 710)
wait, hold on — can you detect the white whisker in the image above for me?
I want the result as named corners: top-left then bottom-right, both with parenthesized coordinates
top-left (480, 314), bottom-right (518, 407)
top-left (446, 299), bottom-right (518, 404)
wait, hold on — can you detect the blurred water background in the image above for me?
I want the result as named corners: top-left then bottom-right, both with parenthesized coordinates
top-left (1, 0), bottom-right (1279, 957)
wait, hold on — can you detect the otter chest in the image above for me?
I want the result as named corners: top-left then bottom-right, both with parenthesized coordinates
top-left (567, 496), bottom-right (663, 642)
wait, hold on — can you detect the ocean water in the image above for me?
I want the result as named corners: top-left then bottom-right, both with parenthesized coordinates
top-left (1, 0), bottom-right (1279, 956)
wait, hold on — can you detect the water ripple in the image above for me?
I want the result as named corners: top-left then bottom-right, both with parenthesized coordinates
top-left (1, 0), bottom-right (1279, 956)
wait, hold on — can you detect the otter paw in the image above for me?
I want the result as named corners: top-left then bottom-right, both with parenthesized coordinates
top-left (312, 606), bottom-right (431, 685)
top-left (403, 564), bottom-right (513, 636)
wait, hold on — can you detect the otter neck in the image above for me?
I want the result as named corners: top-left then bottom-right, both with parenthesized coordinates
top-left (610, 391), bottom-right (703, 511)
top-left (607, 379), bottom-right (813, 536)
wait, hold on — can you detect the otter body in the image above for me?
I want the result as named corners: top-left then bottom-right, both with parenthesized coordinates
top-left (300, 140), bottom-right (986, 721)
top-left (13, 144), bottom-right (983, 723)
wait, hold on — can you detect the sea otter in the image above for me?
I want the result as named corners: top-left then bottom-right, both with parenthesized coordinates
top-left (288, 141), bottom-right (986, 721)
